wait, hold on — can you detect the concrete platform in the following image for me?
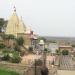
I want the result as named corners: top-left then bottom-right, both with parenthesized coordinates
top-left (58, 70), bottom-right (75, 75)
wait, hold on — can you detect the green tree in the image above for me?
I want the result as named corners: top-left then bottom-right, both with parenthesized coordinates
top-left (38, 37), bottom-right (46, 42)
top-left (44, 48), bottom-right (48, 52)
top-left (56, 49), bottom-right (61, 55)
top-left (11, 51), bottom-right (21, 63)
top-left (0, 43), bottom-right (5, 49)
top-left (0, 18), bottom-right (6, 32)
top-left (2, 48), bottom-right (10, 61)
top-left (16, 36), bottom-right (27, 50)
top-left (15, 37), bottom-right (24, 52)
top-left (16, 37), bottom-right (24, 46)
top-left (62, 50), bottom-right (69, 55)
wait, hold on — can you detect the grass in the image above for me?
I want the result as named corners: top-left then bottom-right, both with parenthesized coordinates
top-left (0, 68), bottom-right (19, 75)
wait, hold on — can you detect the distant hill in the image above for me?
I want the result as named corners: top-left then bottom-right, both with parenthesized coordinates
top-left (41, 36), bottom-right (75, 44)
top-left (43, 36), bottom-right (75, 41)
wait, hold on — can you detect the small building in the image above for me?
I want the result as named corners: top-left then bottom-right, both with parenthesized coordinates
top-left (48, 43), bottom-right (59, 55)
top-left (5, 7), bottom-right (38, 49)
top-left (59, 45), bottom-right (73, 53)
top-left (39, 40), bottom-right (45, 51)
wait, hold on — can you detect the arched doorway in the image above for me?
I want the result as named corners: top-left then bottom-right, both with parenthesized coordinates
top-left (61, 50), bottom-right (69, 55)
top-left (59, 46), bottom-right (73, 55)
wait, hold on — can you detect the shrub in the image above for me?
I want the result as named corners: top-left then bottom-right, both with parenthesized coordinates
top-left (0, 43), bottom-right (5, 49)
top-left (2, 49), bottom-right (10, 61)
top-left (2, 48), bottom-right (9, 53)
top-left (28, 46), bottom-right (33, 52)
top-left (2, 53), bottom-right (10, 61)
top-left (44, 48), bottom-right (48, 52)
top-left (11, 51), bottom-right (21, 63)
top-left (62, 50), bottom-right (69, 55)
top-left (56, 49), bottom-right (60, 55)
top-left (11, 56), bottom-right (21, 63)
top-left (16, 37), bottom-right (24, 46)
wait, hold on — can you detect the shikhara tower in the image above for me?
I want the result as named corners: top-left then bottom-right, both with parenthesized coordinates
top-left (5, 7), bottom-right (37, 48)
top-left (5, 7), bottom-right (26, 37)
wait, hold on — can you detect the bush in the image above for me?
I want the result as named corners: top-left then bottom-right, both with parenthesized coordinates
top-left (62, 50), bottom-right (69, 55)
top-left (44, 48), bottom-right (48, 53)
top-left (0, 43), bottom-right (5, 49)
top-left (16, 37), bottom-right (24, 46)
top-left (56, 50), bottom-right (60, 55)
top-left (2, 49), bottom-right (10, 61)
top-left (11, 51), bottom-right (21, 63)
top-left (28, 46), bottom-right (33, 52)
top-left (11, 56), bottom-right (21, 63)
top-left (2, 48), bottom-right (9, 54)
top-left (2, 53), bottom-right (10, 61)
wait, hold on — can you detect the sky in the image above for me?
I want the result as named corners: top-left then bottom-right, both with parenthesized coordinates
top-left (0, 0), bottom-right (75, 37)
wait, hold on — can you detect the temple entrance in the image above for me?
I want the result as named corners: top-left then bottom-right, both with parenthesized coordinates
top-left (59, 46), bottom-right (74, 70)
top-left (59, 45), bottom-right (73, 55)
top-left (61, 50), bottom-right (69, 55)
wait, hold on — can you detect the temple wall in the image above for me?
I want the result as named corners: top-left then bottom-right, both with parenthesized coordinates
top-left (24, 34), bottom-right (31, 48)
top-left (17, 33), bottom-right (31, 48)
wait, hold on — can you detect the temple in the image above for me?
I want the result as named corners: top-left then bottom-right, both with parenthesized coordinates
top-left (5, 7), bottom-right (37, 48)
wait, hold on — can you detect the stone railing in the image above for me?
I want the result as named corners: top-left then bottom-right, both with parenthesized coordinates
top-left (0, 56), bottom-right (42, 75)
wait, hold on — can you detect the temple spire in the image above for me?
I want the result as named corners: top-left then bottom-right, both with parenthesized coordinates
top-left (5, 7), bottom-right (26, 37)
top-left (13, 6), bottom-right (16, 12)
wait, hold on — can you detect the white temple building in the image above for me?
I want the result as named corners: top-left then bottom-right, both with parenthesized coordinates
top-left (5, 7), bottom-right (38, 48)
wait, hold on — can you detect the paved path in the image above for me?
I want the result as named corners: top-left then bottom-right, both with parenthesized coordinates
top-left (46, 56), bottom-right (57, 75)
top-left (58, 70), bottom-right (75, 75)
top-left (21, 54), bottom-right (41, 65)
